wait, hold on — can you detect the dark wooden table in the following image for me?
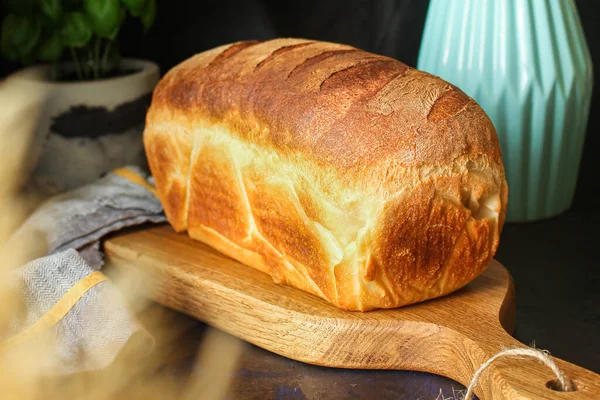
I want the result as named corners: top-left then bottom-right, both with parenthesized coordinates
top-left (90, 208), bottom-right (598, 400)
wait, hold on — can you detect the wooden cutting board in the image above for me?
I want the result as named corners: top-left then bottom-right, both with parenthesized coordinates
top-left (104, 224), bottom-right (600, 400)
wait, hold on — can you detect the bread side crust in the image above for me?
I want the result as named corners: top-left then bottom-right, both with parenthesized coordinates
top-left (145, 117), bottom-right (506, 311)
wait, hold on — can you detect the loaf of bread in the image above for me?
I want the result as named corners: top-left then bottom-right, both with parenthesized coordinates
top-left (144, 38), bottom-right (508, 311)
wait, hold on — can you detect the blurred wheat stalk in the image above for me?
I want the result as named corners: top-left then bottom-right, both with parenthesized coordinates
top-left (0, 78), bottom-right (51, 399)
top-left (0, 80), bottom-right (244, 400)
top-left (0, 79), bottom-right (47, 243)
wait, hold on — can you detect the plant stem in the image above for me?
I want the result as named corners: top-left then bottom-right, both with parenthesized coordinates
top-left (94, 36), bottom-right (102, 79)
top-left (70, 47), bottom-right (84, 81)
top-left (101, 40), bottom-right (113, 75)
top-left (88, 43), bottom-right (97, 79)
top-left (84, 45), bottom-right (91, 79)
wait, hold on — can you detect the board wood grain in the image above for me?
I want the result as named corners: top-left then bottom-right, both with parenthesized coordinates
top-left (104, 224), bottom-right (600, 400)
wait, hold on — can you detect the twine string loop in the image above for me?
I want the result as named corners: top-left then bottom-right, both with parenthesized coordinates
top-left (464, 347), bottom-right (575, 400)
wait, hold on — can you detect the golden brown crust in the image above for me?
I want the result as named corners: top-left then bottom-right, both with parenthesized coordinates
top-left (144, 38), bottom-right (508, 311)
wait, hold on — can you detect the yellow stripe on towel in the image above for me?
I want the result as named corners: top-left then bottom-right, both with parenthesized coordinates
top-left (0, 271), bottom-right (108, 352)
top-left (112, 168), bottom-right (158, 197)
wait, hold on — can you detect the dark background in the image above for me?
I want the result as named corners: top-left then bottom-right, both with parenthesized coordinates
top-left (1, 0), bottom-right (599, 389)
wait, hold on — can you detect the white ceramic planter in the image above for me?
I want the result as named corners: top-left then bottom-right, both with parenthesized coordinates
top-left (5, 59), bottom-right (160, 194)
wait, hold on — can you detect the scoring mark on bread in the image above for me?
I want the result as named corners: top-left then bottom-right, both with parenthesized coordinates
top-left (318, 58), bottom-right (401, 91)
top-left (287, 49), bottom-right (359, 79)
top-left (317, 59), bottom-right (372, 91)
top-left (367, 70), bottom-right (455, 117)
top-left (208, 40), bottom-right (261, 67)
top-left (427, 89), bottom-right (472, 122)
top-left (253, 42), bottom-right (315, 72)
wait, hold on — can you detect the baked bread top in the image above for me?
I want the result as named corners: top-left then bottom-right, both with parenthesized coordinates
top-left (152, 38), bottom-right (502, 172)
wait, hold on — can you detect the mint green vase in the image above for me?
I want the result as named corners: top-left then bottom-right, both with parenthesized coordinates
top-left (417, 0), bottom-right (593, 221)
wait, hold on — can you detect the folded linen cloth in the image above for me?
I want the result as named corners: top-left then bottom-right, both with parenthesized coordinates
top-left (7, 166), bottom-right (166, 269)
top-left (0, 166), bottom-right (167, 375)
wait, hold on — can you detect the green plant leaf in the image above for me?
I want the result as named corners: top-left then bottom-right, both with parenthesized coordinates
top-left (1, 13), bottom-right (42, 61)
top-left (121, 0), bottom-right (146, 17)
top-left (2, 0), bottom-right (36, 16)
top-left (38, 0), bottom-right (63, 25)
top-left (38, 31), bottom-right (64, 61)
top-left (61, 12), bottom-right (92, 47)
top-left (140, 0), bottom-right (155, 32)
top-left (83, 0), bottom-right (123, 39)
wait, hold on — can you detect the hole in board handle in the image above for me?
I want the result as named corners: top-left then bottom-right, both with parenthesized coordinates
top-left (546, 378), bottom-right (577, 392)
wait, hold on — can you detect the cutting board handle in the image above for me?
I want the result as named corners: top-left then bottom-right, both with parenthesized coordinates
top-left (354, 315), bottom-right (600, 399)
top-left (371, 288), bottom-right (600, 399)
top-left (453, 321), bottom-right (599, 399)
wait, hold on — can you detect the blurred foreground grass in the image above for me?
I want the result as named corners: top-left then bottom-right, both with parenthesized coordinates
top-left (0, 79), bottom-right (244, 400)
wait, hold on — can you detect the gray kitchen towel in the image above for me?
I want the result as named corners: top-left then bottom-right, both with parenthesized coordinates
top-left (0, 166), bottom-right (166, 375)
top-left (8, 165), bottom-right (167, 269)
